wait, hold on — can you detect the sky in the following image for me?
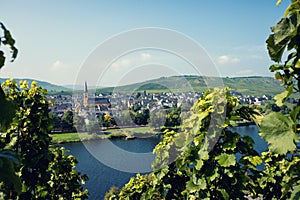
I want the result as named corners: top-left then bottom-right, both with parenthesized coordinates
top-left (0, 0), bottom-right (290, 87)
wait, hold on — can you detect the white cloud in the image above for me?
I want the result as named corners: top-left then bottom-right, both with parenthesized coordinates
top-left (217, 55), bottom-right (240, 65)
top-left (51, 60), bottom-right (68, 72)
top-left (111, 59), bottom-right (131, 71)
top-left (141, 53), bottom-right (151, 61)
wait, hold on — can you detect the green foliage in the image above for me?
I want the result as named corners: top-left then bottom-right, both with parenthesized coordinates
top-left (0, 22), bottom-right (22, 198)
top-left (103, 113), bottom-right (112, 127)
top-left (86, 119), bottom-right (100, 133)
top-left (0, 22), bottom-right (18, 69)
top-left (0, 22), bottom-right (18, 131)
top-left (260, 112), bottom-right (297, 154)
top-left (104, 186), bottom-right (121, 200)
top-left (165, 107), bottom-right (181, 128)
top-left (0, 151), bottom-right (21, 194)
top-left (108, 88), bottom-right (261, 199)
top-left (61, 110), bottom-right (75, 131)
top-left (0, 79), bottom-right (88, 199)
top-left (215, 153), bottom-right (236, 167)
top-left (149, 109), bottom-right (166, 130)
top-left (0, 87), bottom-right (15, 132)
top-left (129, 108), bottom-right (150, 126)
top-left (254, 1), bottom-right (300, 198)
top-left (45, 147), bottom-right (88, 199)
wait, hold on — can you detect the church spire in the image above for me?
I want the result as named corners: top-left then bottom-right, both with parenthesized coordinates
top-left (84, 81), bottom-right (88, 93)
top-left (83, 81), bottom-right (88, 107)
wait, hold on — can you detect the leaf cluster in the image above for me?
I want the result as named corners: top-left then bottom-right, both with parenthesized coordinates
top-left (107, 88), bottom-right (264, 199)
top-left (0, 79), bottom-right (88, 199)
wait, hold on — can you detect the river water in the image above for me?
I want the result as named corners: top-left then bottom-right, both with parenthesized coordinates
top-left (62, 125), bottom-right (267, 200)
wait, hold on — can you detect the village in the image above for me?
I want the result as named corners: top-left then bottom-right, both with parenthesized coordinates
top-left (47, 81), bottom-right (290, 133)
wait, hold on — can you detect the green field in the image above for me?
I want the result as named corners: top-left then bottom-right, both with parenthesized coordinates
top-left (50, 132), bottom-right (101, 144)
top-left (50, 126), bottom-right (158, 144)
top-left (107, 126), bottom-right (156, 134)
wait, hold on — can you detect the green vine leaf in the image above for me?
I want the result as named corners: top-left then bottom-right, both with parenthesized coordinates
top-left (290, 184), bottom-right (300, 200)
top-left (218, 188), bottom-right (229, 200)
top-left (266, 14), bottom-right (299, 62)
top-left (276, 0), bottom-right (282, 7)
top-left (274, 90), bottom-right (289, 106)
top-left (260, 112), bottom-right (297, 154)
top-left (0, 87), bottom-right (15, 131)
top-left (215, 153), bottom-right (236, 167)
top-left (0, 22), bottom-right (18, 69)
top-left (0, 155), bottom-right (21, 194)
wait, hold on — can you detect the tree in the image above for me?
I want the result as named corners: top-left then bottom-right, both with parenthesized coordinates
top-left (164, 107), bottom-right (181, 128)
top-left (86, 119), bottom-right (100, 133)
top-left (103, 113), bottom-right (112, 127)
top-left (52, 113), bottom-right (62, 132)
top-left (74, 114), bottom-right (86, 132)
top-left (114, 110), bottom-right (135, 127)
top-left (2, 80), bottom-right (88, 199)
top-left (61, 110), bottom-right (75, 131)
top-left (149, 109), bottom-right (166, 130)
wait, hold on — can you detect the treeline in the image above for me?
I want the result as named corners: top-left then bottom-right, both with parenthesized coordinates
top-left (52, 105), bottom-right (182, 133)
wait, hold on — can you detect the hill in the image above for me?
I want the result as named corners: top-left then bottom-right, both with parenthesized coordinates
top-left (0, 76), bottom-right (285, 96)
top-left (97, 75), bottom-right (284, 96)
top-left (0, 78), bottom-right (68, 92)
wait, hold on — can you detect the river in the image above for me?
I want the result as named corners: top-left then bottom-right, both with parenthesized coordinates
top-left (62, 125), bottom-right (267, 200)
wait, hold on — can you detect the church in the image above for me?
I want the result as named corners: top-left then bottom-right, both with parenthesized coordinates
top-left (83, 81), bottom-right (110, 112)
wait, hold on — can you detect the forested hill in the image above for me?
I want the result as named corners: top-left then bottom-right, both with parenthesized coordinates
top-left (98, 75), bottom-right (284, 96)
top-left (0, 78), bottom-right (68, 92)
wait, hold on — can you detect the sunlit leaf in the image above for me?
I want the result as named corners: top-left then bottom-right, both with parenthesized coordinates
top-left (260, 112), bottom-right (296, 154)
top-left (276, 0), bottom-right (282, 7)
top-left (218, 188), bottom-right (229, 200)
top-left (215, 153), bottom-right (236, 167)
top-left (274, 90), bottom-right (289, 106)
top-left (290, 184), bottom-right (300, 200)
top-left (295, 58), bottom-right (300, 68)
top-left (186, 180), bottom-right (200, 193)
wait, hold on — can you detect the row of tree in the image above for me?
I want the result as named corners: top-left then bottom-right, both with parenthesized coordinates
top-left (51, 105), bottom-right (183, 133)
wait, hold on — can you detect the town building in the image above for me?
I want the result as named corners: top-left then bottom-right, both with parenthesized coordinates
top-left (83, 81), bottom-right (110, 111)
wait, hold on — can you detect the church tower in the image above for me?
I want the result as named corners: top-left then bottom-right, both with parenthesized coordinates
top-left (83, 81), bottom-right (88, 107)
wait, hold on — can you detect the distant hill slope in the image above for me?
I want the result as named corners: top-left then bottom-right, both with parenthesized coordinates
top-left (0, 76), bottom-right (285, 96)
top-left (0, 78), bottom-right (68, 92)
top-left (97, 75), bottom-right (284, 96)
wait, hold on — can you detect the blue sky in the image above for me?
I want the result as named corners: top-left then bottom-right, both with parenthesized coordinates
top-left (0, 0), bottom-right (290, 86)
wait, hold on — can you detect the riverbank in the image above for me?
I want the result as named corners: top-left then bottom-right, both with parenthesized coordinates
top-left (50, 126), bottom-right (160, 144)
